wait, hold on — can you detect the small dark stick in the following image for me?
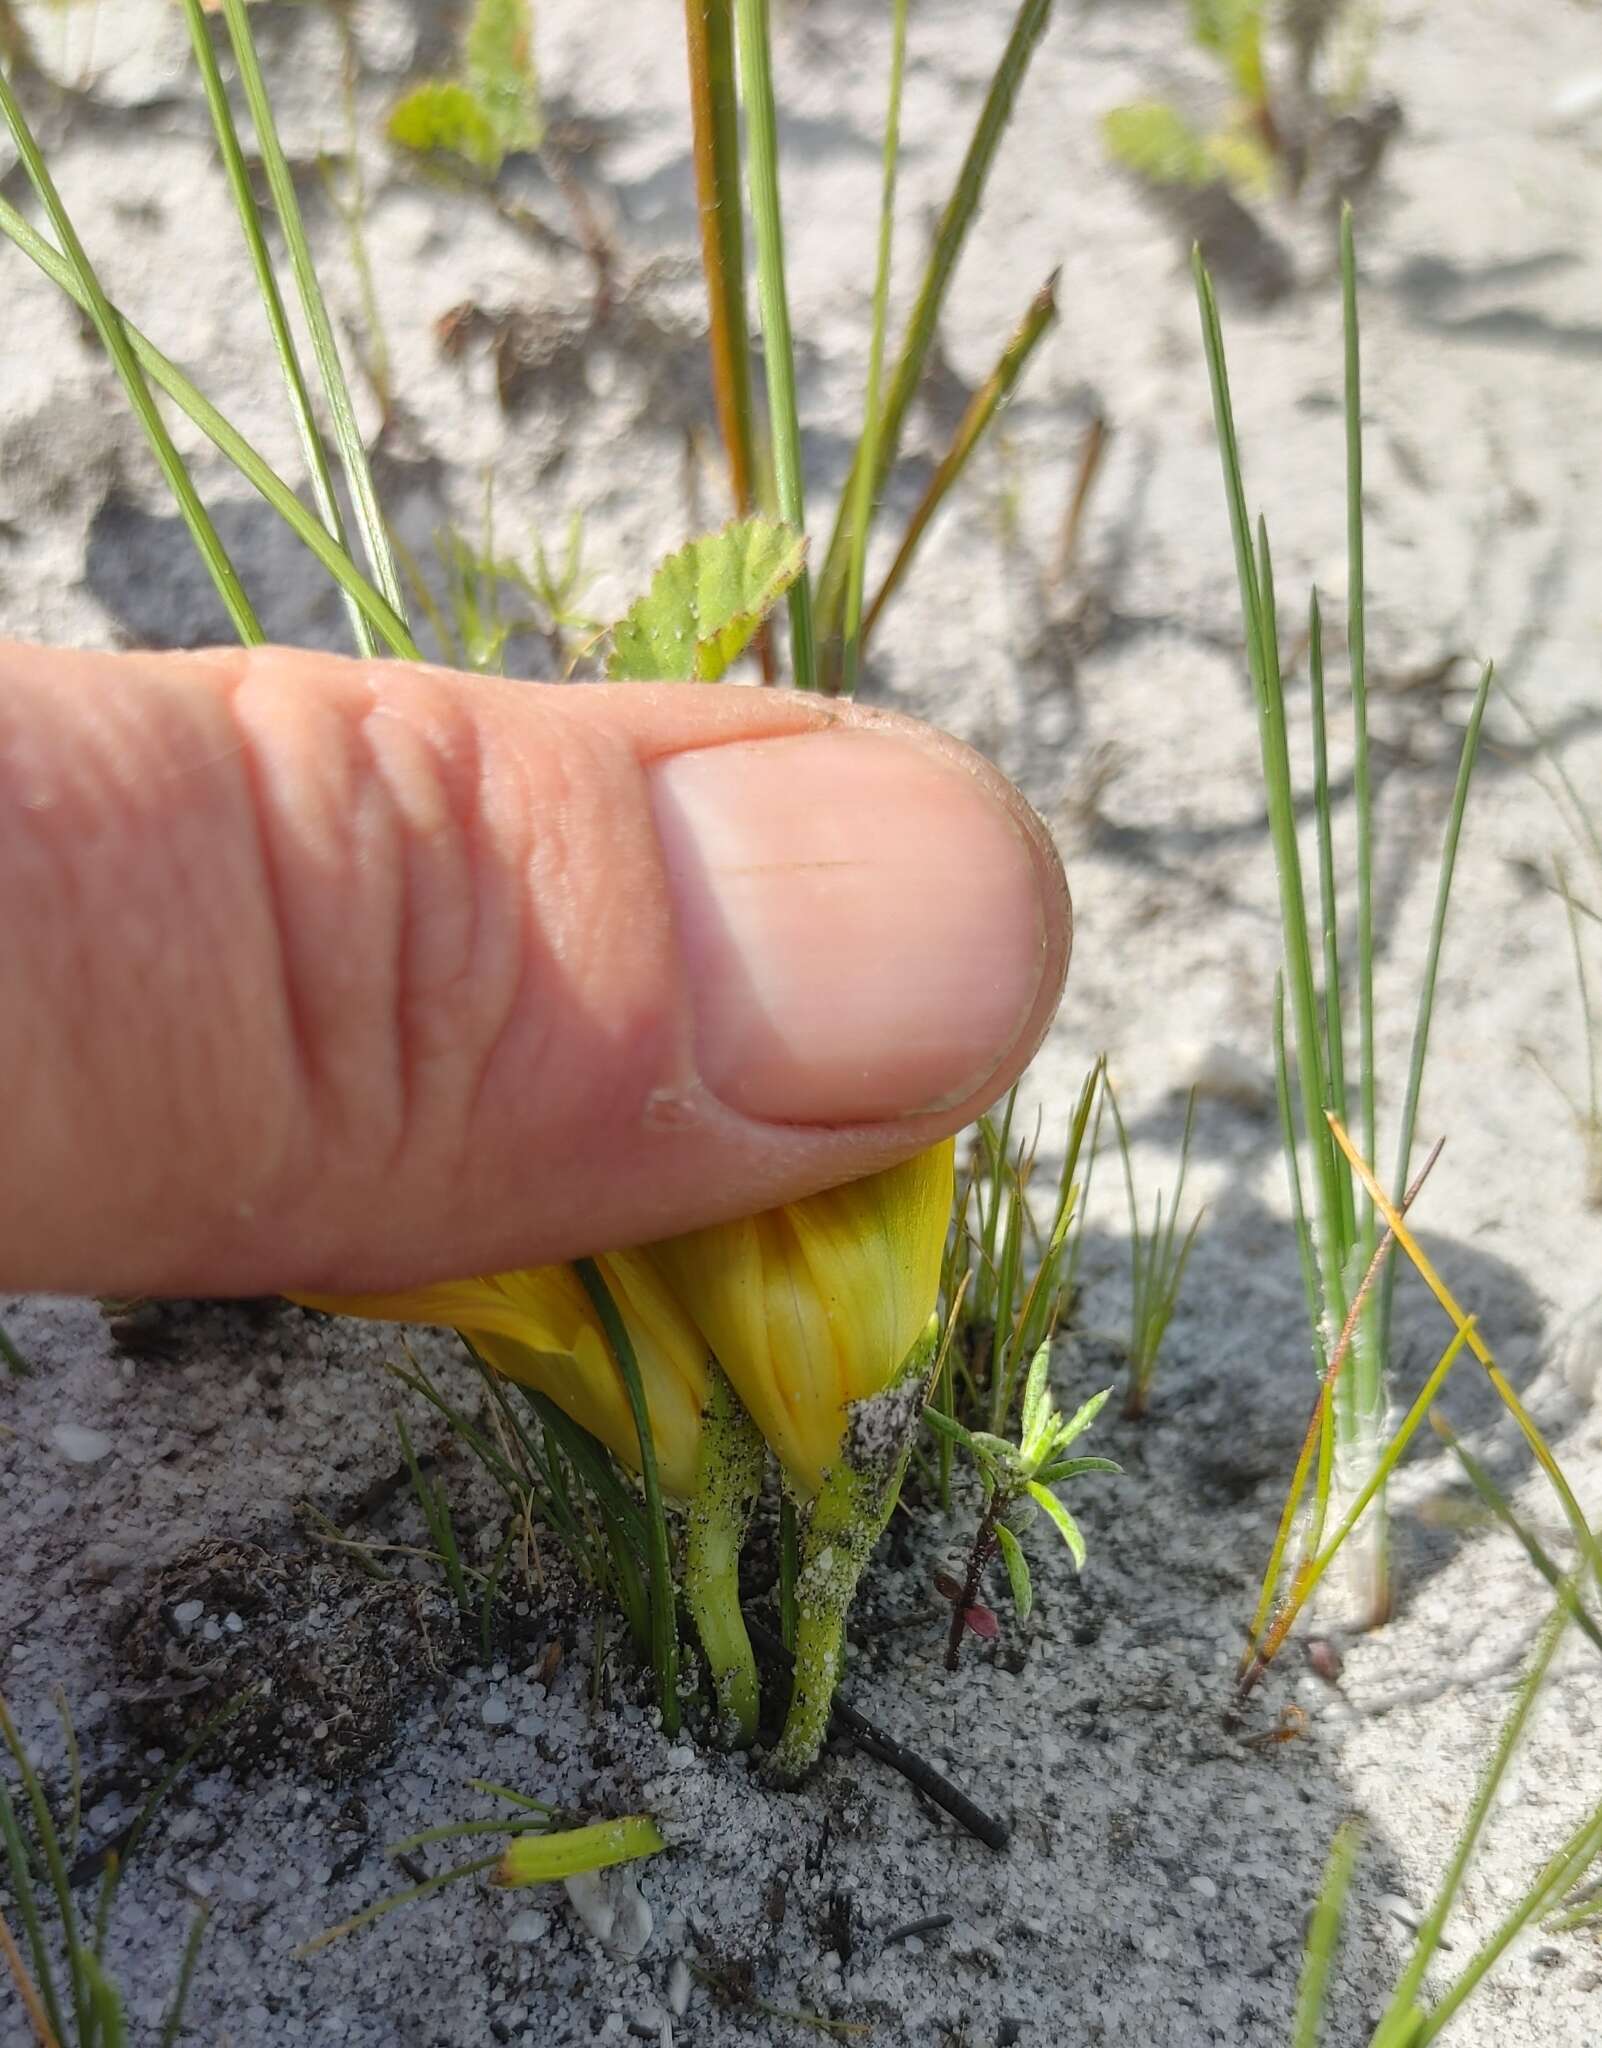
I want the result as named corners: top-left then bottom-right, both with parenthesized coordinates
top-left (746, 1619), bottom-right (1010, 1852)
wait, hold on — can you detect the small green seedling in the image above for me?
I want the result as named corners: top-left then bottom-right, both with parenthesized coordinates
top-left (388, 0), bottom-right (542, 175)
top-left (1105, 1077), bottom-right (1202, 1420)
top-left (927, 1346), bottom-right (1118, 1670)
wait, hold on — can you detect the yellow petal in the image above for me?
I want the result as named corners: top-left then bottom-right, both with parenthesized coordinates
top-left (290, 1254), bottom-right (710, 1499)
top-left (643, 1141), bottom-right (953, 1496)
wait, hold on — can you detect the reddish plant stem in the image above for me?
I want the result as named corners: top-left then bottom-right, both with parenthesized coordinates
top-left (946, 1498), bottom-right (1002, 1672)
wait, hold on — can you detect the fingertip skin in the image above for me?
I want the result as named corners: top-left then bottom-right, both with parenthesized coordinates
top-left (0, 643), bottom-right (1070, 1296)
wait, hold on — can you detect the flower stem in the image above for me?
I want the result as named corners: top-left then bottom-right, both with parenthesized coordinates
top-left (768, 1320), bottom-right (938, 1783)
top-left (684, 1366), bottom-right (765, 1746)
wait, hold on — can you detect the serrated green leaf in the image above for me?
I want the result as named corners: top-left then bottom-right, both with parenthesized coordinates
top-left (1027, 1482), bottom-right (1087, 1570)
top-left (465, 0), bottom-right (543, 156)
top-left (388, 82), bottom-right (502, 172)
top-left (1101, 101), bottom-right (1217, 189)
top-left (606, 518), bottom-right (807, 681)
top-left (995, 1521), bottom-right (1033, 1623)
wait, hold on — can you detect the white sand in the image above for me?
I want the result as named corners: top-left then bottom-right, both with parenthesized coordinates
top-left (3, 1), bottom-right (1602, 2041)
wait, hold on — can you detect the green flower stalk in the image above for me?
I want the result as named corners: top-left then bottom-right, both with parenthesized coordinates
top-left (646, 1144), bottom-right (954, 1776)
top-left (683, 1364), bottom-right (766, 1746)
top-left (768, 1315), bottom-right (939, 1782)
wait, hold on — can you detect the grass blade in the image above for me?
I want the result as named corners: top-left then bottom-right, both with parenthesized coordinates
top-left (860, 269), bottom-right (1058, 653)
top-left (734, 0), bottom-right (815, 689)
top-left (814, 0), bottom-right (1054, 666)
top-left (178, 0), bottom-right (375, 656)
top-left (0, 70), bottom-right (262, 645)
top-left (1378, 659), bottom-right (1496, 1344)
top-left (1371, 1587), bottom-right (1576, 2040)
top-left (684, 0), bottom-right (757, 519)
top-left (0, 195), bottom-right (419, 656)
top-left (218, 0), bottom-right (409, 626)
top-left (0, 1321), bottom-right (29, 1378)
top-left (1294, 1819), bottom-right (1362, 2048)
top-left (840, 0), bottom-right (907, 696)
top-left (156, 1904), bottom-right (211, 2048)
top-left (1432, 1412), bottom-right (1602, 1666)
top-left (1341, 206), bottom-right (1376, 1239)
top-left (573, 1259), bottom-right (680, 1735)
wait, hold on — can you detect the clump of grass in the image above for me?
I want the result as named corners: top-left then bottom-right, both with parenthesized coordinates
top-left (1, 1688), bottom-right (248, 2046)
top-left (1236, 1113), bottom-right (1602, 1699)
top-left (933, 1061), bottom-right (1105, 1481)
top-left (1104, 1078), bottom-right (1202, 1420)
top-left (1195, 211), bottom-right (1495, 1629)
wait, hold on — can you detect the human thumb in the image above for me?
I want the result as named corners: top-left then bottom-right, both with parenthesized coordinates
top-left (0, 641), bottom-right (1070, 1296)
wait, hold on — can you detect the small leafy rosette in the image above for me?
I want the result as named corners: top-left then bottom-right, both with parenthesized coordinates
top-left (641, 1141), bottom-right (955, 1497)
top-left (292, 1255), bottom-right (710, 1499)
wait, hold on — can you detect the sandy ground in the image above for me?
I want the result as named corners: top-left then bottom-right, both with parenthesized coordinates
top-left (4, 0), bottom-right (1602, 2042)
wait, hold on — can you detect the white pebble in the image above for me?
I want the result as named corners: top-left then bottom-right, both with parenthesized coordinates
top-left (481, 1695), bottom-right (511, 1727)
top-left (1189, 1874), bottom-right (1219, 1901)
top-left (51, 1423), bottom-right (114, 1466)
top-left (506, 1908), bottom-right (550, 1946)
top-left (664, 1745), bottom-right (695, 1771)
top-left (172, 1599), bottom-right (204, 1628)
top-left (224, 1612), bottom-right (245, 1634)
top-left (667, 1958), bottom-right (690, 2017)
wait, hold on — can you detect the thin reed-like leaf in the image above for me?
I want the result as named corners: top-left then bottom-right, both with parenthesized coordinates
top-left (734, 0), bottom-right (815, 689)
top-left (684, 0), bottom-right (757, 520)
top-left (840, 0), bottom-right (907, 695)
top-left (0, 195), bottom-right (418, 655)
top-left (1379, 661), bottom-right (1496, 1356)
top-left (1294, 1819), bottom-right (1362, 2048)
top-left (157, 1903), bottom-right (211, 2048)
top-left (814, 0), bottom-right (1054, 668)
top-left (178, 0), bottom-right (373, 655)
top-left (1341, 207), bottom-right (1377, 1253)
top-left (861, 270), bottom-right (1058, 651)
top-left (218, 0), bottom-right (408, 625)
top-left (1371, 1589), bottom-right (1577, 2042)
top-left (0, 72), bottom-right (261, 645)
top-left (573, 1258), bottom-right (680, 1734)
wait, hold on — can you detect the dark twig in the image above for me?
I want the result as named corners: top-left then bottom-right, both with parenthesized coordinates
top-left (747, 1620), bottom-right (1010, 1850)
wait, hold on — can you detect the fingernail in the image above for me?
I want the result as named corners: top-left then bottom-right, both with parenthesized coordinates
top-left (649, 725), bottom-right (1063, 1125)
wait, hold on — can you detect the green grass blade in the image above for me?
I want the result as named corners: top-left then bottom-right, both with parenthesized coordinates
top-left (840, 0), bottom-right (907, 696)
top-left (861, 269), bottom-right (1058, 653)
top-left (684, 0), bottom-right (758, 520)
top-left (297, 1854), bottom-right (501, 1954)
top-left (0, 1774), bottom-right (66, 2046)
top-left (0, 1320), bottom-right (28, 1378)
top-left (0, 70), bottom-right (262, 646)
top-left (1307, 591), bottom-right (1354, 1241)
top-left (1419, 1802), bottom-right (1602, 2038)
top-left (1434, 1413), bottom-right (1602, 1665)
top-left (179, 0), bottom-right (375, 657)
top-left (157, 1903), bottom-right (211, 2048)
top-left (814, 0), bottom-right (1054, 663)
top-left (0, 194), bottom-right (419, 656)
top-left (1295, 1819), bottom-right (1362, 2048)
top-left (218, 0), bottom-right (409, 626)
top-left (0, 1698), bottom-right (89, 2043)
top-left (734, 0), bottom-right (815, 690)
top-left (1373, 1587), bottom-right (1576, 2037)
top-left (1274, 977), bottom-right (1324, 1349)
top-left (1341, 207), bottom-right (1377, 1245)
top-left (1378, 659), bottom-right (1495, 1348)
top-left (574, 1258), bottom-right (680, 1735)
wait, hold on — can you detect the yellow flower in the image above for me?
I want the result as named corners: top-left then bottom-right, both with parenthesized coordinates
top-left (292, 1254), bottom-right (710, 1500)
top-left (642, 1141), bottom-right (954, 1497)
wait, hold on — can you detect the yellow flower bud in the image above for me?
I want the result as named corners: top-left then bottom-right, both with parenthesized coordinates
top-left (291, 1254), bottom-right (710, 1500)
top-left (642, 1141), bottom-right (954, 1497)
